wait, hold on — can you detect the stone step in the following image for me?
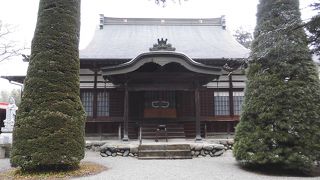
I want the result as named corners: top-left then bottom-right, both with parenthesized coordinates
top-left (139, 144), bottom-right (190, 150)
top-left (138, 144), bottom-right (192, 159)
top-left (138, 156), bottom-right (192, 159)
top-left (138, 151), bottom-right (192, 159)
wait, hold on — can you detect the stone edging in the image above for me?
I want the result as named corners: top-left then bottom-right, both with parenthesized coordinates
top-left (87, 142), bottom-right (229, 158)
top-left (211, 139), bottom-right (234, 150)
top-left (190, 143), bottom-right (226, 157)
top-left (99, 144), bottom-right (139, 157)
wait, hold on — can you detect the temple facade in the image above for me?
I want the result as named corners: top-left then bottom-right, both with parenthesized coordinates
top-left (79, 16), bottom-right (249, 140)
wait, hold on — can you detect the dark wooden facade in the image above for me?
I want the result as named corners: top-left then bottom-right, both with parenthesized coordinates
top-left (76, 16), bottom-right (249, 140)
top-left (81, 59), bottom-right (244, 140)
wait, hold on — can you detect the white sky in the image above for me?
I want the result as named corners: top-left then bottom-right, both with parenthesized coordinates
top-left (0, 0), bottom-right (317, 90)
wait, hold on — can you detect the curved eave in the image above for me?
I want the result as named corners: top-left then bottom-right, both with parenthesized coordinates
top-left (101, 51), bottom-right (223, 76)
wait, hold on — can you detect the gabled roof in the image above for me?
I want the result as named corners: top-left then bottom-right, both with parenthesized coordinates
top-left (80, 16), bottom-right (250, 60)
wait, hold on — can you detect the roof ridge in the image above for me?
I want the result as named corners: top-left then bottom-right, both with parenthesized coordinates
top-left (99, 15), bottom-right (226, 28)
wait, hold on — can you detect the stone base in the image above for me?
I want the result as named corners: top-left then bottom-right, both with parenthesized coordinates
top-left (0, 144), bottom-right (11, 159)
top-left (0, 133), bottom-right (13, 144)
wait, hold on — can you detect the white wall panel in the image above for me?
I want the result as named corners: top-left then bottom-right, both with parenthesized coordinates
top-left (80, 83), bottom-right (94, 88)
top-left (80, 69), bottom-right (94, 75)
top-left (206, 82), bottom-right (229, 88)
top-left (232, 75), bottom-right (247, 81)
top-left (97, 83), bottom-right (116, 88)
top-left (80, 76), bottom-right (94, 82)
top-left (232, 82), bottom-right (246, 88)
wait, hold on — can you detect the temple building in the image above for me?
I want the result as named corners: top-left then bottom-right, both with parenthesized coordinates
top-left (2, 15), bottom-right (250, 141)
top-left (79, 15), bottom-right (249, 141)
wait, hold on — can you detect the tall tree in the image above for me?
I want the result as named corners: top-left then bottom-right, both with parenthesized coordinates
top-left (11, 0), bottom-right (86, 171)
top-left (233, 0), bottom-right (320, 172)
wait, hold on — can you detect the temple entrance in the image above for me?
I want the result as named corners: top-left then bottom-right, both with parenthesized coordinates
top-left (141, 91), bottom-right (182, 140)
top-left (127, 90), bottom-right (201, 140)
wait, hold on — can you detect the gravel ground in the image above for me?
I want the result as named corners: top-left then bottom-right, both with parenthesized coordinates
top-left (0, 151), bottom-right (319, 180)
top-left (77, 151), bottom-right (319, 180)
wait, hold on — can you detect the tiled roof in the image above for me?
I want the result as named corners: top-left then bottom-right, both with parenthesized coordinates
top-left (80, 16), bottom-right (250, 60)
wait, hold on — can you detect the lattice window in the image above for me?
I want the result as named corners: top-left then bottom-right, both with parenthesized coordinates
top-left (81, 91), bottom-right (93, 117)
top-left (97, 91), bottom-right (109, 117)
top-left (214, 92), bottom-right (230, 115)
top-left (233, 91), bottom-right (244, 115)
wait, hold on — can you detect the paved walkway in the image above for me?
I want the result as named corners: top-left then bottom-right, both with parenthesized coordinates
top-left (1, 151), bottom-right (319, 180)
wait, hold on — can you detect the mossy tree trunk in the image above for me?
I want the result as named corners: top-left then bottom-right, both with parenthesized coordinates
top-left (233, 0), bottom-right (320, 172)
top-left (11, 0), bottom-right (86, 171)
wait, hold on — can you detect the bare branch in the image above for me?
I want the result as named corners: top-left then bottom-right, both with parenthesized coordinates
top-left (0, 23), bottom-right (27, 62)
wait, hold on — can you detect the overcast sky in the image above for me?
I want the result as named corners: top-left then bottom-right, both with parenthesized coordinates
top-left (0, 0), bottom-right (317, 90)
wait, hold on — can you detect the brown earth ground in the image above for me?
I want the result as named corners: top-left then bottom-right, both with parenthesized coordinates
top-left (0, 161), bottom-right (107, 180)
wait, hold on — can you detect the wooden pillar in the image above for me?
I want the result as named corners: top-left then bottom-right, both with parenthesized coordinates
top-left (93, 70), bottom-right (98, 119)
top-left (123, 83), bottom-right (129, 141)
top-left (194, 82), bottom-right (202, 141)
top-left (228, 75), bottom-right (234, 136)
top-left (229, 75), bottom-right (234, 116)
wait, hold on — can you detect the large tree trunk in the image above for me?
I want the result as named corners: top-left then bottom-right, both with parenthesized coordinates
top-left (11, 0), bottom-right (86, 171)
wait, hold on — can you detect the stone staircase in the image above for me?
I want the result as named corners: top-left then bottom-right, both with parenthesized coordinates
top-left (138, 144), bottom-right (192, 159)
